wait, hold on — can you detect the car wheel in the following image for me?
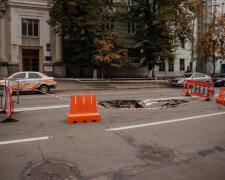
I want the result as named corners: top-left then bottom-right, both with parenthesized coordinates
top-left (39, 85), bottom-right (49, 93)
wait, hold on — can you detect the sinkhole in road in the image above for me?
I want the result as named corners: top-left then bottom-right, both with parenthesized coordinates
top-left (98, 99), bottom-right (188, 109)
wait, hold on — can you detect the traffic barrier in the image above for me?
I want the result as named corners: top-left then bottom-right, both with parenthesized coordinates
top-left (216, 87), bottom-right (225, 105)
top-left (2, 85), bottom-right (13, 119)
top-left (183, 80), bottom-right (214, 99)
top-left (66, 94), bottom-right (101, 123)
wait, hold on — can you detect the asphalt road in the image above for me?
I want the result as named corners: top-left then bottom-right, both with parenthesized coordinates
top-left (0, 87), bottom-right (225, 180)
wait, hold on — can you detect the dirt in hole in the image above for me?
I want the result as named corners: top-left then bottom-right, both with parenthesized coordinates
top-left (99, 100), bottom-right (144, 108)
top-left (99, 99), bottom-right (188, 109)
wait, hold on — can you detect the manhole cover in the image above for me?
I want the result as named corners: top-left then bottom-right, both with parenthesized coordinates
top-left (138, 145), bottom-right (175, 162)
top-left (25, 161), bottom-right (74, 180)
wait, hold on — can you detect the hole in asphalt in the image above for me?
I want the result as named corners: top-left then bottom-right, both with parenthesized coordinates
top-left (99, 100), bottom-right (143, 108)
top-left (198, 146), bottom-right (225, 157)
top-left (137, 145), bottom-right (176, 163)
top-left (98, 99), bottom-right (189, 109)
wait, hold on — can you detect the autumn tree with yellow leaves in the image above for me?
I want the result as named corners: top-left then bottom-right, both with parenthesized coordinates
top-left (196, 8), bottom-right (225, 76)
top-left (92, 35), bottom-right (128, 79)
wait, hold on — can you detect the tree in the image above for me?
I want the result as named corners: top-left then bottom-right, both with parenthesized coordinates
top-left (184, 0), bottom-right (204, 71)
top-left (92, 34), bottom-right (128, 79)
top-left (128, 0), bottom-right (201, 77)
top-left (48, 0), bottom-right (117, 65)
top-left (196, 8), bottom-right (225, 76)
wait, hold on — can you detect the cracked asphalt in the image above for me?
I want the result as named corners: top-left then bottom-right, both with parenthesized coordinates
top-left (0, 87), bottom-right (225, 180)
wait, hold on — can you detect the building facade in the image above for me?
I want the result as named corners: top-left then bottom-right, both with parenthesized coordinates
top-left (197, 0), bottom-right (225, 75)
top-left (0, 0), bottom-right (64, 78)
top-left (1, 0), bottom-right (212, 78)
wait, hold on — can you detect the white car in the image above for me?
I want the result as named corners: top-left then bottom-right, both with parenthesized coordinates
top-left (0, 72), bottom-right (57, 93)
top-left (170, 72), bottom-right (212, 87)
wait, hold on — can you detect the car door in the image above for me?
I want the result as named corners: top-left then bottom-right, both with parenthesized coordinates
top-left (26, 72), bottom-right (43, 91)
top-left (8, 72), bottom-right (27, 90)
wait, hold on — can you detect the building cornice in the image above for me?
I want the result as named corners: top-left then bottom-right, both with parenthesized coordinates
top-left (8, 0), bottom-right (49, 10)
top-left (0, 1), bottom-right (8, 11)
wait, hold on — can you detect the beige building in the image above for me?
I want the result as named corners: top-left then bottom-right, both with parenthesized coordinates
top-left (0, 0), bottom-right (64, 78)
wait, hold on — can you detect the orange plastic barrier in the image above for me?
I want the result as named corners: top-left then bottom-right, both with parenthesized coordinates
top-left (183, 80), bottom-right (214, 99)
top-left (216, 87), bottom-right (225, 105)
top-left (66, 94), bottom-right (101, 123)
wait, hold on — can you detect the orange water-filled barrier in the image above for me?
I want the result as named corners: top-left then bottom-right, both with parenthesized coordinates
top-left (66, 94), bottom-right (101, 123)
top-left (216, 87), bottom-right (225, 105)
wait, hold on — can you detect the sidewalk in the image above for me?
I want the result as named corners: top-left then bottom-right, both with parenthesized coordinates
top-left (54, 78), bottom-right (171, 92)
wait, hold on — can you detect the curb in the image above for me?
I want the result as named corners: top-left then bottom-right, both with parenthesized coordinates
top-left (51, 86), bottom-right (173, 93)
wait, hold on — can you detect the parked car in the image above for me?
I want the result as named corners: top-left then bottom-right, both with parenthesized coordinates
top-left (213, 77), bottom-right (225, 87)
top-left (0, 72), bottom-right (57, 93)
top-left (170, 72), bottom-right (212, 87)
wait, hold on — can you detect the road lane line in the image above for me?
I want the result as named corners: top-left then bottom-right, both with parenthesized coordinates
top-left (0, 136), bottom-right (50, 145)
top-left (14, 105), bottom-right (69, 112)
top-left (102, 90), bottom-right (176, 95)
top-left (20, 95), bottom-right (70, 99)
top-left (106, 111), bottom-right (225, 131)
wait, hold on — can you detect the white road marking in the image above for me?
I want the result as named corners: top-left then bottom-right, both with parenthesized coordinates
top-left (102, 90), bottom-right (177, 95)
top-left (19, 95), bottom-right (70, 99)
top-left (19, 90), bottom-right (177, 98)
top-left (106, 111), bottom-right (225, 131)
top-left (14, 105), bottom-right (69, 112)
top-left (0, 136), bottom-right (51, 145)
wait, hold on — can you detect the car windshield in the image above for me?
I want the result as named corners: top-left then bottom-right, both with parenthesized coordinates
top-left (184, 73), bottom-right (193, 78)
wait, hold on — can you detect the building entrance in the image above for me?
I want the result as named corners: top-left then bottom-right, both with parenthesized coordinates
top-left (22, 49), bottom-right (39, 71)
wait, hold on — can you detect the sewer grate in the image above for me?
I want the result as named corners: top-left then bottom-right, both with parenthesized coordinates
top-left (25, 161), bottom-right (75, 180)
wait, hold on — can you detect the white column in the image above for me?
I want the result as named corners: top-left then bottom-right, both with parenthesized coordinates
top-left (55, 35), bottom-right (62, 62)
top-left (0, 11), bottom-right (6, 62)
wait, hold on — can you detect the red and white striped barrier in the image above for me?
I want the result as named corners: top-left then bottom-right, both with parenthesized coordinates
top-left (35, 89), bottom-right (70, 102)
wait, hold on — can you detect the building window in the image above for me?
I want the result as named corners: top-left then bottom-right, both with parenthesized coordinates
top-left (169, 63), bottom-right (174, 71)
top-left (22, 19), bottom-right (39, 37)
top-left (180, 39), bottom-right (185, 48)
top-left (104, 17), bottom-right (114, 30)
top-left (128, 22), bottom-right (136, 34)
top-left (159, 62), bottom-right (165, 71)
top-left (180, 59), bottom-right (185, 70)
top-left (128, 0), bottom-right (136, 6)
